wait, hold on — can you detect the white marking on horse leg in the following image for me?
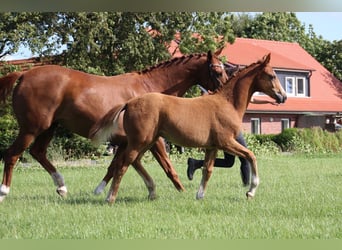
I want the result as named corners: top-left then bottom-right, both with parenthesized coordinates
top-left (0, 184), bottom-right (10, 195)
top-left (246, 175), bottom-right (259, 199)
top-left (94, 180), bottom-right (107, 195)
top-left (51, 172), bottom-right (65, 186)
top-left (56, 185), bottom-right (68, 197)
top-left (0, 184), bottom-right (10, 202)
top-left (51, 172), bottom-right (68, 197)
top-left (196, 183), bottom-right (205, 200)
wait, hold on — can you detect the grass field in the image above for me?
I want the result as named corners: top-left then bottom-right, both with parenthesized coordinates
top-left (0, 152), bottom-right (341, 239)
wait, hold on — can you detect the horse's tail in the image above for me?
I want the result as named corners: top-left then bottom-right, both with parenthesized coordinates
top-left (89, 104), bottom-right (127, 145)
top-left (0, 71), bottom-right (23, 104)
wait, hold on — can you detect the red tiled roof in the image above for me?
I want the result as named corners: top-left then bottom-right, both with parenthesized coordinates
top-left (222, 38), bottom-right (315, 71)
top-left (220, 38), bottom-right (342, 114)
top-left (0, 56), bottom-right (62, 72)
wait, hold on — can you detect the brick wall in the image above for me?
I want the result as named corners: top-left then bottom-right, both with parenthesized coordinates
top-left (242, 114), bottom-right (297, 134)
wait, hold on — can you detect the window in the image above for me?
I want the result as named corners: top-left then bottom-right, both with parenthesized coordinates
top-left (285, 77), bottom-right (295, 95)
top-left (296, 77), bottom-right (305, 96)
top-left (285, 76), bottom-right (307, 97)
top-left (281, 119), bottom-right (290, 131)
top-left (251, 118), bottom-right (261, 134)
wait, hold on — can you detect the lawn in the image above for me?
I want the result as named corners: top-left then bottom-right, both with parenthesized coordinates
top-left (0, 153), bottom-right (341, 239)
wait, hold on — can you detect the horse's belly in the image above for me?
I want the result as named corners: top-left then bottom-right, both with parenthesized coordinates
top-left (161, 125), bottom-right (211, 148)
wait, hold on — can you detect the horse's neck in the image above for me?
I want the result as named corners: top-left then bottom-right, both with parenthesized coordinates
top-left (221, 72), bottom-right (256, 119)
top-left (141, 56), bottom-right (206, 96)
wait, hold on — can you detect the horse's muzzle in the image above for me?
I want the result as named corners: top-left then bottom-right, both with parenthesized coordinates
top-left (275, 93), bottom-right (287, 104)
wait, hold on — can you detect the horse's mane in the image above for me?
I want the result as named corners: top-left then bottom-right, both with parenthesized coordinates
top-left (138, 53), bottom-right (206, 74)
top-left (210, 58), bottom-right (264, 94)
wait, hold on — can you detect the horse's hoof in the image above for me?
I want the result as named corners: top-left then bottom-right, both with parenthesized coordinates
top-left (56, 186), bottom-right (68, 197)
top-left (0, 194), bottom-right (6, 203)
top-left (0, 184), bottom-right (10, 195)
top-left (94, 187), bottom-right (104, 195)
top-left (246, 191), bottom-right (254, 199)
top-left (148, 194), bottom-right (157, 200)
top-left (105, 197), bottom-right (115, 204)
top-left (196, 192), bottom-right (205, 200)
top-left (94, 181), bottom-right (106, 195)
top-left (0, 185), bottom-right (10, 203)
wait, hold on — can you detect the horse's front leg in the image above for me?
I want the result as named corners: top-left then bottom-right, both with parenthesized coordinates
top-left (245, 152), bottom-right (259, 199)
top-left (196, 149), bottom-right (217, 199)
top-left (223, 140), bottom-right (259, 199)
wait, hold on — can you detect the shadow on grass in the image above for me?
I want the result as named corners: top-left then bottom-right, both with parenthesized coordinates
top-left (61, 193), bottom-right (149, 206)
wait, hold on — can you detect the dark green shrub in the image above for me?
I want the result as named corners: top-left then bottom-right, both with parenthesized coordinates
top-left (51, 126), bottom-right (103, 160)
top-left (272, 128), bottom-right (299, 151)
top-left (0, 113), bottom-right (18, 158)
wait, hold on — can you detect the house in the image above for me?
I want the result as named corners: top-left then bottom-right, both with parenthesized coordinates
top-left (218, 38), bottom-right (342, 134)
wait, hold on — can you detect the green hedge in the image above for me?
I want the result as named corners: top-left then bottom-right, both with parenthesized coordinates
top-left (1, 122), bottom-right (342, 161)
top-left (246, 127), bottom-right (342, 155)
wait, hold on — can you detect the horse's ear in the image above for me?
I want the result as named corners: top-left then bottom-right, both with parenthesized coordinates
top-left (264, 53), bottom-right (271, 64)
top-left (214, 47), bottom-right (224, 56)
top-left (207, 50), bottom-right (213, 61)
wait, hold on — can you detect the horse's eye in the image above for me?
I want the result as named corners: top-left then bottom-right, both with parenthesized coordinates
top-left (269, 74), bottom-right (276, 80)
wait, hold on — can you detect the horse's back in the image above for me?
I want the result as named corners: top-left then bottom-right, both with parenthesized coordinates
top-left (11, 65), bottom-right (111, 134)
top-left (123, 92), bottom-right (224, 146)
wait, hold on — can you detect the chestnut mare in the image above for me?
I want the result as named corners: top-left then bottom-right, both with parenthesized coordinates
top-left (0, 49), bottom-right (228, 202)
top-left (90, 53), bottom-right (287, 204)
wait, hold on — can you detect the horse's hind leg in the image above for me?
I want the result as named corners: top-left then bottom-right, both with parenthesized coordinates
top-left (106, 148), bottom-right (140, 204)
top-left (132, 157), bottom-right (156, 200)
top-left (196, 149), bottom-right (217, 199)
top-left (29, 125), bottom-right (67, 197)
top-left (150, 137), bottom-right (185, 192)
top-left (0, 132), bottom-right (35, 202)
top-left (94, 143), bottom-right (126, 195)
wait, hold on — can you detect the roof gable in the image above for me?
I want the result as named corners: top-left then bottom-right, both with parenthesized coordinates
top-left (222, 38), bottom-right (314, 71)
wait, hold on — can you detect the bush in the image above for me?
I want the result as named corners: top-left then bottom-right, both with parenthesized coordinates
top-left (51, 126), bottom-right (105, 160)
top-left (245, 133), bottom-right (281, 157)
top-left (0, 113), bottom-right (19, 158)
top-left (272, 128), bottom-right (299, 152)
top-left (295, 127), bottom-right (342, 154)
top-left (244, 127), bottom-right (342, 156)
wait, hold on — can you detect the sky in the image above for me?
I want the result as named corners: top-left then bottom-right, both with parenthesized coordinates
top-left (295, 12), bottom-right (341, 41)
top-left (4, 12), bottom-right (342, 60)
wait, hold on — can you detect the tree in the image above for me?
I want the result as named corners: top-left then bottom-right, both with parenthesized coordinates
top-left (0, 12), bottom-right (63, 59)
top-left (56, 12), bottom-right (235, 75)
top-left (237, 12), bottom-right (308, 44)
top-left (309, 39), bottom-right (342, 81)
